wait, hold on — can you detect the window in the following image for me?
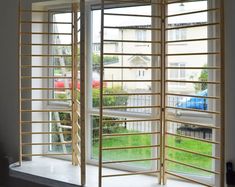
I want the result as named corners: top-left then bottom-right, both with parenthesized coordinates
top-left (19, 0), bottom-right (224, 187)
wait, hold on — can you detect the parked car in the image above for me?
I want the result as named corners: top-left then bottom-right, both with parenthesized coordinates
top-left (176, 89), bottom-right (208, 110)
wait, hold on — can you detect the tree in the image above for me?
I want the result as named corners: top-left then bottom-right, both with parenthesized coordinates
top-left (195, 65), bottom-right (208, 92)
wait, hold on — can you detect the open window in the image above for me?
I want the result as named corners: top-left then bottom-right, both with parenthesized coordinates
top-left (18, 0), bottom-right (224, 187)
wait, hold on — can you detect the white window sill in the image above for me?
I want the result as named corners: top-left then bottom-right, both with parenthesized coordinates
top-left (9, 157), bottom-right (201, 187)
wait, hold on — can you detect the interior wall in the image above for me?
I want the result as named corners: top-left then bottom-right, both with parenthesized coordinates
top-left (0, 0), bottom-right (234, 186)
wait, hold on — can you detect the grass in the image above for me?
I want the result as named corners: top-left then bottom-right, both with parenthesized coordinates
top-left (92, 128), bottom-right (213, 176)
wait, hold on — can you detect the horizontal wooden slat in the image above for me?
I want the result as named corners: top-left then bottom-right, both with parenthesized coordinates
top-left (166, 106), bottom-right (220, 115)
top-left (21, 54), bottom-right (72, 57)
top-left (21, 109), bottom-right (72, 112)
top-left (103, 80), bottom-right (161, 82)
top-left (21, 98), bottom-right (72, 102)
top-left (166, 159), bottom-right (220, 175)
top-left (166, 8), bottom-right (219, 18)
top-left (102, 170), bottom-right (159, 178)
top-left (104, 12), bottom-right (161, 18)
top-left (102, 105), bottom-right (160, 110)
top-left (166, 132), bottom-right (219, 144)
top-left (166, 118), bottom-right (220, 130)
top-left (103, 131), bottom-right (160, 137)
top-left (21, 76), bottom-right (72, 79)
top-left (102, 144), bottom-right (160, 151)
top-left (21, 142), bottom-right (72, 146)
top-left (166, 66), bottom-right (220, 70)
top-left (166, 171), bottom-right (213, 187)
top-left (22, 153), bottom-right (71, 157)
top-left (165, 80), bottom-right (220, 84)
top-left (21, 88), bottom-right (71, 91)
top-left (102, 118), bottom-right (160, 123)
top-left (21, 131), bottom-right (71, 135)
top-left (166, 145), bottom-right (220, 160)
top-left (104, 39), bottom-right (161, 44)
top-left (166, 23), bottom-right (220, 30)
top-left (21, 21), bottom-right (72, 24)
top-left (166, 92), bottom-right (220, 100)
top-left (104, 52), bottom-right (161, 56)
top-left (21, 43), bottom-right (72, 46)
top-left (21, 65), bottom-right (72, 68)
top-left (166, 37), bottom-right (220, 43)
top-left (103, 92), bottom-right (160, 96)
top-left (166, 52), bottom-right (220, 56)
top-left (103, 157), bottom-right (160, 164)
top-left (103, 66), bottom-right (161, 69)
top-left (104, 26), bottom-right (161, 31)
top-left (20, 32), bottom-right (71, 35)
top-left (21, 120), bottom-right (71, 124)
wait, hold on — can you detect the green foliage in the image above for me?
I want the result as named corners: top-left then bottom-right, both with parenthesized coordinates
top-left (195, 65), bottom-right (208, 92)
top-left (91, 86), bottom-right (128, 138)
top-left (92, 54), bottom-right (119, 71)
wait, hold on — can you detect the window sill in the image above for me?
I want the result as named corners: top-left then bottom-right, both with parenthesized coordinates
top-left (10, 157), bottom-right (201, 187)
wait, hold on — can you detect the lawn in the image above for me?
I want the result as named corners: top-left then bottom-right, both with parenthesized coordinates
top-left (92, 128), bottom-right (213, 176)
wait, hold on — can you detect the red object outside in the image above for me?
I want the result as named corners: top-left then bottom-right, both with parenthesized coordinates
top-left (54, 80), bottom-right (105, 90)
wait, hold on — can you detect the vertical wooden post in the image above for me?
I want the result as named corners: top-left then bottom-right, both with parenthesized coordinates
top-left (80, 0), bottom-right (86, 185)
top-left (161, 0), bottom-right (166, 185)
top-left (220, 0), bottom-right (225, 186)
top-left (72, 3), bottom-right (79, 166)
top-left (99, 0), bottom-right (104, 186)
top-left (18, 0), bottom-right (22, 166)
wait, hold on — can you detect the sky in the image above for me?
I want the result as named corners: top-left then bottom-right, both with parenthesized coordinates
top-left (53, 1), bottom-right (208, 43)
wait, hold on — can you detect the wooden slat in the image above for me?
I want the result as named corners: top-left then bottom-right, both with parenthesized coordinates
top-left (166, 159), bottom-right (220, 175)
top-left (166, 66), bottom-right (220, 70)
top-left (102, 131), bottom-right (160, 137)
top-left (103, 92), bottom-right (160, 96)
top-left (165, 132), bottom-right (219, 144)
top-left (103, 66), bottom-right (161, 69)
top-left (21, 120), bottom-right (71, 124)
top-left (104, 52), bottom-right (161, 56)
top-left (166, 52), bottom-right (220, 56)
top-left (104, 39), bottom-right (161, 44)
top-left (102, 118), bottom-right (160, 123)
top-left (166, 145), bottom-right (220, 160)
top-left (166, 37), bottom-right (220, 43)
top-left (103, 79), bottom-right (161, 82)
top-left (165, 79), bottom-right (220, 84)
top-left (166, 106), bottom-right (220, 115)
top-left (21, 98), bottom-right (72, 101)
top-left (166, 23), bottom-right (220, 30)
top-left (20, 32), bottom-right (72, 35)
top-left (102, 144), bottom-right (160, 151)
top-left (102, 105), bottom-right (160, 110)
top-left (166, 92), bottom-right (220, 100)
top-left (22, 142), bottom-right (72, 146)
top-left (21, 43), bottom-right (72, 46)
top-left (166, 8), bottom-right (219, 18)
top-left (21, 76), bottom-right (72, 79)
top-left (21, 109), bottom-right (72, 112)
top-left (103, 157), bottom-right (160, 164)
top-left (166, 118), bottom-right (220, 130)
top-left (104, 12), bottom-right (161, 18)
top-left (22, 153), bottom-right (71, 157)
top-left (21, 131), bottom-right (72, 135)
top-left (21, 65), bottom-right (72, 68)
top-left (21, 88), bottom-right (71, 91)
top-left (102, 170), bottom-right (159, 178)
top-left (21, 54), bottom-right (72, 57)
top-left (21, 21), bottom-right (72, 24)
top-left (166, 172), bottom-right (213, 187)
top-left (104, 26), bottom-right (161, 31)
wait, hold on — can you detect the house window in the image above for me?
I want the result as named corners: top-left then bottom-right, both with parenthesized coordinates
top-left (136, 30), bottom-right (147, 41)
